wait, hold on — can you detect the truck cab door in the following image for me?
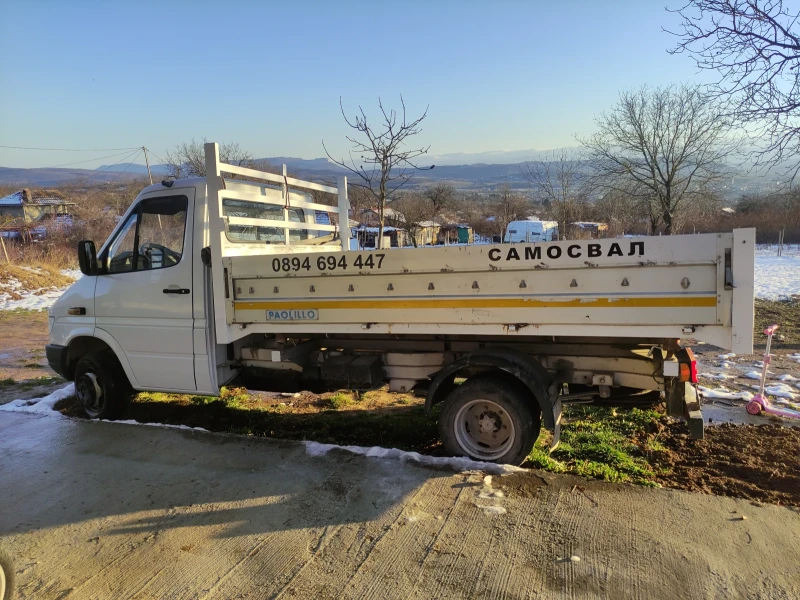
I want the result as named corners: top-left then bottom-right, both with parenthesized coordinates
top-left (94, 191), bottom-right (197, 391)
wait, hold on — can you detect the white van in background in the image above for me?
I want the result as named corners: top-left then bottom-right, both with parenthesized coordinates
top-left (504, 220), bottom-right (559, 243)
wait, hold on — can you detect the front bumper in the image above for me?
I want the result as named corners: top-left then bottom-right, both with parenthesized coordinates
top-left (46, 344), bottom-right (69, 380)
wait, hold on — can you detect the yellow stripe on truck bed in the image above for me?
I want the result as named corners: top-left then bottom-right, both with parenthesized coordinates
top-left (234, 296), bottom-right (718, 311)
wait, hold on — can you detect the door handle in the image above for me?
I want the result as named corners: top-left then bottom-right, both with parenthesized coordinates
top-left (163, 288), bottom-right (190, 295)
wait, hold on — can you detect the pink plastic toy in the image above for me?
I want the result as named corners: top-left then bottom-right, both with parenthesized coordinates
top-left (746, 324), bottom-right (800, 419)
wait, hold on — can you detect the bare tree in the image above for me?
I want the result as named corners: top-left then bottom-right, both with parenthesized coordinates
top-left (165, 138), bottom-right (265, 178)
top-left (491, 184), bottom-right (531, 240)
top-left (386, 193), bottom-right (432, 248)
top-left (323, 97), bottom-right (433, 249)
top-left (580, 84), bottom-right (738, 235)
top-left (668, 0), bottom-right (800, 177)
top-left (522, 149), bottom-right (585, 240)
top-left (424, 183), bottom-right (455, 220)
top-left (593, 188), bottom-right (643, 237)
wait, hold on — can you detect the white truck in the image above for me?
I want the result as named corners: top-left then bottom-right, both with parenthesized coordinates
top-left (46, 143), bottom-right (756, 464)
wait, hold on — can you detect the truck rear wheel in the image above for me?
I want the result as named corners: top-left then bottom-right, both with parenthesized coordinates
top-left (74, 353), bottom-right (132, 420)
top-left (439, 377), bottom-right (540, 465)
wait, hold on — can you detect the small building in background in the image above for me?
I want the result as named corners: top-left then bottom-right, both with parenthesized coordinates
top-left (0, 189), bottom-right (75, 240)
top-left (352, 225), bottom-right (411, 249)
top-left (0, 189), bottom-right (74, 224)
top-left (569, 221), bottom-right (608, 239)
top-left (437, 223), bottom-right (474, 245)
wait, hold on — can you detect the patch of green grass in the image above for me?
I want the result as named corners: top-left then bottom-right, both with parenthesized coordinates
top-left (528, 406), bottom-right (661, 485)
top-left (189, 395), bottom-right (218, 406)
top-left (136, 391), bottom-right (184, 403)
top-left (0, 378), bottom-right (15, 388)
top-left (327, 391), bottom-right (354, 409)
top-left (219, 386), bottom-right (250, 408)
top-left (646, 437), bottom-right (667, 454)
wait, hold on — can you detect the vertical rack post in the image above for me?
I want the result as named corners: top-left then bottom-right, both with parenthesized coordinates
top-left (337, 176), bottom-right (350, 251)
top-left (282, 164), bottom-right (290, 244)
top-left (204, 142), bottom-right (231, 344)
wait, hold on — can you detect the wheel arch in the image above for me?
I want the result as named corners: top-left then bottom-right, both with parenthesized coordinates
top-left (425, 347), bottom-right (560, 433)
top-left (65, 333), bottom-right (137, 388)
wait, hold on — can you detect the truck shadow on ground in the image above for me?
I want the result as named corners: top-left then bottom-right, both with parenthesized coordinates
top-left (0, 411), bottom-right (460, 542)
top-left (60, 394), bottom-right (445, 455)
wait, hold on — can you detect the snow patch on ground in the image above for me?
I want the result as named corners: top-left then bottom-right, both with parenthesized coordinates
top-left (743, 371), bottom-right (765, 380)
top-left (0, 269), bottom-right (80, 311)
top-left (304, 441), bottom-right (524, 474)
top-left (764, 384), bottom-right (799, 400)
top-left (718, 353), bottom-right (737, 360)
top-left (754, 247), bottom-right (800, 300)
top-left (0, 384), bottom-right (209, 432)
top-left (699, 372), bottom-right (735, 380)
top-left (0, 384), bottom-right (75, 416)
top-left (699, 386), bottom-right (754, 401)
top-left (108, 419), bottom-right (209, 432)
top-left (778, 374), bottom-right (799, 382)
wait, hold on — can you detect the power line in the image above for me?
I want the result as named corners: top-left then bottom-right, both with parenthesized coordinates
top-left (62, 148), bottom-right (144, 188)
top-left (0, 144), bottom-right (140, 152)
top-left (102, 149), bottom-right (144, 187)
top-left (143, 147), bottom-right (168, 165)
top-left (42, 149), bottom-right (141, 170)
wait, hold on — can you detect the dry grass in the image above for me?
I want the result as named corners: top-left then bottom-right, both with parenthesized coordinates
top-left (0, 263), bottom-right (74, 299)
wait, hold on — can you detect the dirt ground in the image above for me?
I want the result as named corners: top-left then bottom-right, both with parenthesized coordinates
top-left (654, 421), bottom-right (800, 506)
top-left (0, 310), bottom-right (65, 404)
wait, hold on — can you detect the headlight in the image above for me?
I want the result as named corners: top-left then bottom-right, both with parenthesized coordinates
top-left (48, 315), bottom-right (55, 335)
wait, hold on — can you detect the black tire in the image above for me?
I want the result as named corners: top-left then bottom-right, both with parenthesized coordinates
top-left (439, 377), bottom-right (541, 465)
top-left (74, 353), bottom-right (132, 420)
top-left (0, 548), bottom-right (14, 600)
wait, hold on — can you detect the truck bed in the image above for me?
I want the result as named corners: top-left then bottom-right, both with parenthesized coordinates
top-left (220, 230), bottom-right (755, 353)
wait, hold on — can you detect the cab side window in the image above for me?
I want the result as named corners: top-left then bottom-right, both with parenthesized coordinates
top-left (105, 196), bottom-right (188, 274)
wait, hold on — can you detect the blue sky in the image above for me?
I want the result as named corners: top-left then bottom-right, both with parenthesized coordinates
top-left (0, 0), bottom-right (711, 169)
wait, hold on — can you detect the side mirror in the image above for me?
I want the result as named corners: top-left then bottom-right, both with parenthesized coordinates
top-left (77, 240), bottom-right (99, 275)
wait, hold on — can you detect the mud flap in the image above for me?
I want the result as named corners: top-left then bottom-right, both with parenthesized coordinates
top-left (668, 381), bottom-right (704, 440)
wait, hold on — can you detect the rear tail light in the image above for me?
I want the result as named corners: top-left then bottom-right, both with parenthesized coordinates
top-left (679, 348), bottom-right (698, 383)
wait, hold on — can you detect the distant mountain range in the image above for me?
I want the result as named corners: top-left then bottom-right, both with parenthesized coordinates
top-left (0, 157), bottom-right (541, 189)
top-left (0, 148), bottom-right (787, 199)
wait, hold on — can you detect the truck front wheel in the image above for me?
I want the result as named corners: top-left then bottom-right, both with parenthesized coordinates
top-left (439, 377), bottom-right (540, 465)
top-left (74, 353), bottom-right (132, 420)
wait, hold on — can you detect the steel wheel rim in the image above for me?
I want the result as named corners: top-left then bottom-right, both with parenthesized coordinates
top-left (76, 372), bottom-right (104, 417)
top-left (453, 398), bottom-right (515, 461)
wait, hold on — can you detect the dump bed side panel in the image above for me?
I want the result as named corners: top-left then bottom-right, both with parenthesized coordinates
top-left (219, 232), bottom-right (755, 352)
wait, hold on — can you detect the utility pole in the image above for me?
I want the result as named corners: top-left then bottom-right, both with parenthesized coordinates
top-left (143, 146), bottom-right (162, 228)
top-left (142, 146), bottom-right (153, 185)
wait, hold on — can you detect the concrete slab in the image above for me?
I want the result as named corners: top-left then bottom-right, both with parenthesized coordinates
top-left (1, 413), bottom-right (799, 599)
